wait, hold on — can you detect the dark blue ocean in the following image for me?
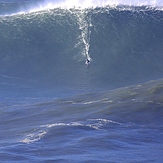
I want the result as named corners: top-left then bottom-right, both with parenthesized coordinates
top-left (0, 0), bottom-right (163, 162)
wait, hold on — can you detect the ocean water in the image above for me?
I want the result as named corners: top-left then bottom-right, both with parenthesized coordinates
top-left (0, 0), bottom-right (163, 162)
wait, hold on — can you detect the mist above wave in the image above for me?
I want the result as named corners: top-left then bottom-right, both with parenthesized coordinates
top-left (19, 0), bottom-right (163, 14)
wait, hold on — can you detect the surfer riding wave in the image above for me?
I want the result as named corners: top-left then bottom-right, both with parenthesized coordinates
top-left (85, 58), bottom-right (91, 65)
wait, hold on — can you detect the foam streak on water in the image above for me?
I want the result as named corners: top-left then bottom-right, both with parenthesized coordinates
top-left (75, 9), bottom-right (92, 61)
top-left (20, 118), bottom-right (125, 144)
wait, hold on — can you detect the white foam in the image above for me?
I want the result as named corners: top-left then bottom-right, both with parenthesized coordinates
top-left (22, 0), bottom-right (163, 14)
top-left (39, 0), bottom-right (162, 10)
top-left (88, 118), bottom-right (124, 125)
top-left (21, 130), bottom-right (47, 144)
top-left (21, 119), bottom-right (123, 144)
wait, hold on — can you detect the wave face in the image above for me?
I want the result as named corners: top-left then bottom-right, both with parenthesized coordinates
top-left (1, 5), bottom-right (163, 96)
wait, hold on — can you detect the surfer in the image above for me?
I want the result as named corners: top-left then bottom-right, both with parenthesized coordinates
top-left (85, 58), bottom-right (90, 65)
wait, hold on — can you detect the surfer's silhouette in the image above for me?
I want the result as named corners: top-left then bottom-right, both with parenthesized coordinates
top-left (85, 58), bottom-right (90, 65)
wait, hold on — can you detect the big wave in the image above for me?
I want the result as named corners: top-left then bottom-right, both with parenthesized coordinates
top-left (0, 2), bottom-right (163, 95)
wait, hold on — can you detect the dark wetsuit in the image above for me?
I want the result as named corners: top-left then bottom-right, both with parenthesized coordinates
top-left (85, 59), bottom-right (90, 65)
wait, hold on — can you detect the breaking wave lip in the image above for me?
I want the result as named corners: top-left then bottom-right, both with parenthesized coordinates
top-left (20, 119), bottom-right (126, 144)
top-left (29, 0), bottom-right (163, 11)
top-left (3, 0), bottom-right (163, 16)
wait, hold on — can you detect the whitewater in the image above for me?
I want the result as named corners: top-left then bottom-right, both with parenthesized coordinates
top-left (0, 0), bottom-right (163, 162)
